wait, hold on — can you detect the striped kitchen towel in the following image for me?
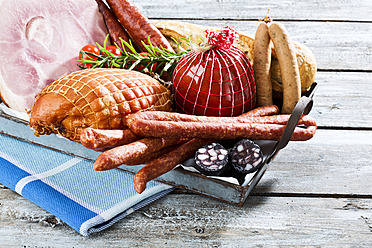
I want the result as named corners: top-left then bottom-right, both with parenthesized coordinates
top-left (0, 133), bottom-right (173, 236)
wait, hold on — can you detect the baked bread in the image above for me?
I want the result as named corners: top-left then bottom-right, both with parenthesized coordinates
top-left (29, 68), bottom-right (171, 142)
top-left (152, 20), bottom-right (317, 93)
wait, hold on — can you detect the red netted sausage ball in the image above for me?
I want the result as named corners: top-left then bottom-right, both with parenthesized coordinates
top-left (172, 26), bottom-right (256, 117)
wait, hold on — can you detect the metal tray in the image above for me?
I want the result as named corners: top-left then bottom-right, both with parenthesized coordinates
top-left (0, 82), bottom-right (317, 206)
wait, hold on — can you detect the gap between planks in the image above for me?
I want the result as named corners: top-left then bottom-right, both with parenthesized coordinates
top-left (170, 188), bottom-right (372, 199)
top-left (152, 17), bottom-right (372, 24)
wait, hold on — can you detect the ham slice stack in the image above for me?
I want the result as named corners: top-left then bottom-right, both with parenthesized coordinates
top-left (0, 0), bottom-right (108, 113)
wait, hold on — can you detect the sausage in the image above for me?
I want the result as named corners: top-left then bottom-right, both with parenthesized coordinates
top-left (133, 138), bottom-right (211, 194)
top-left (239, 105), bottom-right (279, 117)
top-left (129, 106), bottom-right (280, 191)
top-left (253, 22), bottom-right (273, 106)
top-left (123, 145), bottom-right (183, 166)
top-left (82, 105), bottom-right (278, 151)
top-left (126, 111), bottom-right (317, 141)
top-left (126, 110), bottom-right (312, 126)
top-left (93, 137), bottom-right (186, 171)
top-left (268, 22), bottom-right (301, 113)
top-left (106, 0), bottom-right (175, 52)
top-left (80, 128), bottom-right (140, 151)
top-left (95, 0), bottom-right (131, 51)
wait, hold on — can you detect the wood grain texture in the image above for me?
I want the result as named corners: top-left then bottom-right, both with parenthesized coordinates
top-left (1, 0), bottom-right (372, 246)
top-left (133, 0), bottom-right (372, 22)
top-left (1, 189), bottom-right (372, 247)
top-left (254, 129), bottom-right (372, 195)
top-left (312, 72), bottom-right (372, 128)
top-left (154, 19), bottom-right (372, 71)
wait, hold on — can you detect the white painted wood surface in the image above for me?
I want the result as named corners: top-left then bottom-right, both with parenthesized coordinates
top-left (1, 0), bottom-right (372, 246)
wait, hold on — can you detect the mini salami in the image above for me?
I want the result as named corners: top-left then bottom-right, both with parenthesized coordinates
top-left (194, 143), bottom-right (229, 176)
top-left (230, 139), bottom-right (263, 174)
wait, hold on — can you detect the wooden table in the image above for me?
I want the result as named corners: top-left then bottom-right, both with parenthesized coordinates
top-left (1, 0), bottom-right (372, 246)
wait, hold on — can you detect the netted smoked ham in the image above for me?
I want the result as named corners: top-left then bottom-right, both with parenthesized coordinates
top-left (29, 68), bottom-right (171, 142)
top-left (172, 26), bottom-right (256, 117)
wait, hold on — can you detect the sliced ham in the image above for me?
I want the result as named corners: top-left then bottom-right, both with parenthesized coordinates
top-left (0, 0), bottom-right (108, 112)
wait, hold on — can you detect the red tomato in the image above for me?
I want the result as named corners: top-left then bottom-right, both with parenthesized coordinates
top-left (106, 45), bottom-right (122, 56)
top-left (79, 45), bottom-right (100, 68)
top-left (136, 52), bottom-right (157, 72)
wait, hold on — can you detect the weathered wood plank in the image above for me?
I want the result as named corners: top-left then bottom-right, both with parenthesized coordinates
top-left (133, 0), bottom-right (372, 22)
top-left (1, 189), bottom-right (371, 247)
top-left (254, 129), bottom-right (372, 196)
top-left (312, 71), bottom-right (372, 128)
top-left (153, 19), bottom-right (372, 71)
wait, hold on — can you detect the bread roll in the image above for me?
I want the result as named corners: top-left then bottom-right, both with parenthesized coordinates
top-left (29, 68), bottom-right (171, 142)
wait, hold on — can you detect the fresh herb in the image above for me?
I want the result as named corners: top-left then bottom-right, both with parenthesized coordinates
top-left (78, 35), bottom-right (193, 77)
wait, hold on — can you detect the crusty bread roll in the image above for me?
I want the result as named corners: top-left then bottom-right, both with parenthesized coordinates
top-left (152, 20), bottom-right (317, 93)
top-left (29, 68), bottom-right (172, 142)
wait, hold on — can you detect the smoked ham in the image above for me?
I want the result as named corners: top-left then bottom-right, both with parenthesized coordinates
top-left (29, 68), bottom-right (172, 142)
top-left (0, 0), bottom-right (107, 112)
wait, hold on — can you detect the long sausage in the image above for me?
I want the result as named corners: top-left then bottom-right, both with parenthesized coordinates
top-left (81, 105), bottom-right (279, 151)
top-left (253, 22), bottom-right (273, 106)
top-left (126, 111), bottom-right (317, 141)
top-left (268, 22), bottom-right (301, 114)
top-left (126, 110), bottom-right (315, 126)
top-left (93, 137), bottom-right (186, 171)
top-left (239, 105), bottom-right (279, 117)
top-left (95, 0), bottom-right (131, 51)
top-left (106, 0), bottom-right (175, 52)
top-left (80, 128), bottom-right (140, 151)
top-left (133, 138), bottom-right (211, 194)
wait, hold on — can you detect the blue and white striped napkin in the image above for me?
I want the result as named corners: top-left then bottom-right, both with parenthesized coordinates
top-left (0, 133), bottom-right (173, 236)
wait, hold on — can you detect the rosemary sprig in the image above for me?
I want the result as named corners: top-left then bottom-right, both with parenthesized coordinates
top-left (77, 34), bottom-right (193, 77)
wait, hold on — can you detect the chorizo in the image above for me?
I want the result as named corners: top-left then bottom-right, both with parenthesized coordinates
top-left (95, 0), bottom-right (131, 51)
top-left (126, 111), bottom-right (317, 141)
top-left (126, 110), bottom-right (314, 126)
top-left (235, 105), bottom-right (279, 117)
top-left (106, 0), bottom-right (174, 52)
top-left (93, 137), bottom-right (186, 171)
top-left (80, 128), bottom-right (140, 151)
top-left (133, 138), bottom-right (211, 194)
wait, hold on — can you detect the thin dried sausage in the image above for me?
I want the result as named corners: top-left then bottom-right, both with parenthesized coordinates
top-left (133, 138), bottom-right (210, 193)
top-left (95, 0), bottom-right (131, 51)
top-left (126, 111), bottom-right (317, 141)
top-left (239, 105), bottom-right (279, 117)
top-left (80, 128), bottom-right (140, 151)
top-left (93, 137), bottom-right (186, 171)
top-left (106, 0), bottom-right (174, 52)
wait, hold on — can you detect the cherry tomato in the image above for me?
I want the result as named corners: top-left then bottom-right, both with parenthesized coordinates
top-left (79, 44), bottom-right (100, 68)
top-left (136, 52), bottom-right (157, 72)
top-left (106, 45), bottom-right (122, 56)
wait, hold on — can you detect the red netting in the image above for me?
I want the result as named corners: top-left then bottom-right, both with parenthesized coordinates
top-left (172, 46), bottom-right (256, 117)
top-left (30, 68), bottom-right (171, 141)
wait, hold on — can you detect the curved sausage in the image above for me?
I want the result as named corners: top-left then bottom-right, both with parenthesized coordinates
top-left (93, 137), bottom-right (186, 171)
top-left (106, 0), bottom-right (174, 52)
top-left (268, 22), bottom-right (301, 113)
top-left (253, 22), bottom-right (273, 106)
top-left (133, 138), bottom-right (210, 194)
